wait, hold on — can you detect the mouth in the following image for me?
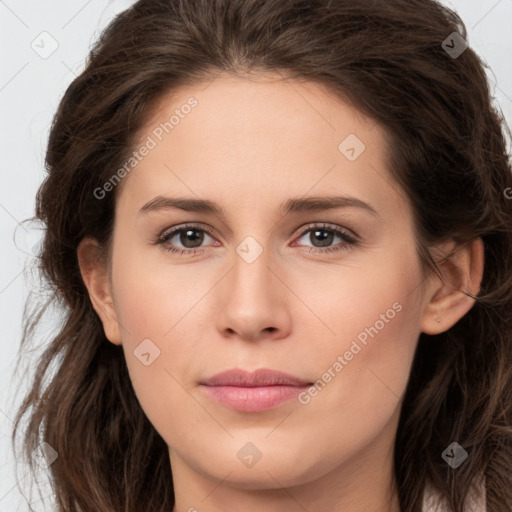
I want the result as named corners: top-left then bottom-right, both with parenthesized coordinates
top-left (199, 368), bottom-right (312, 412)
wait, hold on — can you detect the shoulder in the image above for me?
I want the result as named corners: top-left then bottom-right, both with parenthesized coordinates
top-left (422, 476), bottom-right (486, 512)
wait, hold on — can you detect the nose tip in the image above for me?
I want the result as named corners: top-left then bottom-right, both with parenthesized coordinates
top-left (218, 251), bottom-right (292, 342)
top-left (226, 324), bottom-right (277, 338)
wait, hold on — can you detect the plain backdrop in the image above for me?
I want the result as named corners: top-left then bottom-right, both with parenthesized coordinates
top-left (1, 1), bottom-right (511, 510)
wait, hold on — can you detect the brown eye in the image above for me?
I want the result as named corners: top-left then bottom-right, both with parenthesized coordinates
top-left (176, 228), bottom-right (205, 249)
top-left (293, 223), bottom-right (358, 254)
top-left (157, 224), bottom-right (217, 255)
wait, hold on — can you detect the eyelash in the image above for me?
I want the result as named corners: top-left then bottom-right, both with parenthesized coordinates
top-left (155, 222), bottom-right (359, 257)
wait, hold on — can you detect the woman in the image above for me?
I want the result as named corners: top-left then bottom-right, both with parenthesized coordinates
top-left (12, 0), bottom-right (512, 510)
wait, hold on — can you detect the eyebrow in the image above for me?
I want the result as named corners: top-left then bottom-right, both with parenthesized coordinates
top-left (138, 195), bottom-right (380, 218)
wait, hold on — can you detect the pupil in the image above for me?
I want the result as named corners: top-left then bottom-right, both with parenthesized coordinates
top-left (177, 229), bottom-right (334, 249)
top-left (181, 229), bottom-right (203, 248)
top-left (313, 230), bottom-right (333, 247)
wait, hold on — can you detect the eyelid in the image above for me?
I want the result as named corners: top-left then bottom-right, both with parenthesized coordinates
top-left (157, 222), bottom-right (358, 244)
top-left (159, 222), bottom-right (217, 240)
top-left (292, 221), bottom-right (359, 242)
top-left (156, 221), bottom-right (359, 256)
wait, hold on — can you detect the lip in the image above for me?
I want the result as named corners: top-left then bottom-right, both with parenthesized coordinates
top-left (199, 368), bottom-right (312, 412)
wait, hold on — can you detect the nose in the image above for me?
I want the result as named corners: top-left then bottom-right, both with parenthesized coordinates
top-left (216, 239), bottom-right (292, 342)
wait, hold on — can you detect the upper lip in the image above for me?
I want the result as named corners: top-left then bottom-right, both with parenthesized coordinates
top-left (201, 368), bottom-right (311, 387)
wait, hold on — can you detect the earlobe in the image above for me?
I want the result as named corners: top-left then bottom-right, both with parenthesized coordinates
top-left (420, 238), bottom-right (484, 335)
top-left (77, 237), bottom-right (122, 345)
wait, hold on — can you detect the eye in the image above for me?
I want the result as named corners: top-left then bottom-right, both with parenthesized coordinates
top-left (155, 222), bottom-right (358, 257)
top-left (292, 223), bottom-right (358, 254)
top-left (156, 223), bottom-right (218, 256)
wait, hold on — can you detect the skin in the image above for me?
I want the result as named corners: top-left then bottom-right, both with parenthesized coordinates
top-left (78, 72), bottom-right (484, 512)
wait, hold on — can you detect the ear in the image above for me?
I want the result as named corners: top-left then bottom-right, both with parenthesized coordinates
top-left (420, 237), bottom-right (484, 335)
top-left (77, 237), bottom-right (122, 345)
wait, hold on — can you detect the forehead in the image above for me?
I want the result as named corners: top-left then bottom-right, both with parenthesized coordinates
top-left (138, 72), bottom-right (375, 149)
top-left (116, 73), bottom-right (407, 220)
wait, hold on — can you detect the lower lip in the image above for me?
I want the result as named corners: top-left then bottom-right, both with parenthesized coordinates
top-left (200, 384), bottom-right (310, 412)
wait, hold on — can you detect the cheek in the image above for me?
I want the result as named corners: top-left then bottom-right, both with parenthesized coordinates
top-left (300, 283), bottom-right (419, 409)
top-left (289, 271), bottom-right (421, 478)
top-left (293, 243), bottom-right (421, 357)
top-left (293, 240), bottom-right (423, 410)
top-left (110, 237), bottom-right (211, 340)
top-left (108, 244), bottom-right (218, 418)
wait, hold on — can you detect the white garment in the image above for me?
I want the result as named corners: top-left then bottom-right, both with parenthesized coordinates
top-left (422, 476), bottom-right (486, 512)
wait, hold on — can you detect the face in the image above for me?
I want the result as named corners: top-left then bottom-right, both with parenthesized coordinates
top-left (87, 73), bottom-right (436, 498)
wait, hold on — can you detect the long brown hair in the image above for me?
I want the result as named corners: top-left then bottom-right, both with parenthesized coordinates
top-left (11, 0), bottom-right (512, 510)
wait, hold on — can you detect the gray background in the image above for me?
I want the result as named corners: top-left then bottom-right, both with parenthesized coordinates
top-left (1, 0), bottom-right (511, 510)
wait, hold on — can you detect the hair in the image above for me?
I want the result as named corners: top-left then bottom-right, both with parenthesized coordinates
top-left (11, 0), bottom-right (512, 511)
